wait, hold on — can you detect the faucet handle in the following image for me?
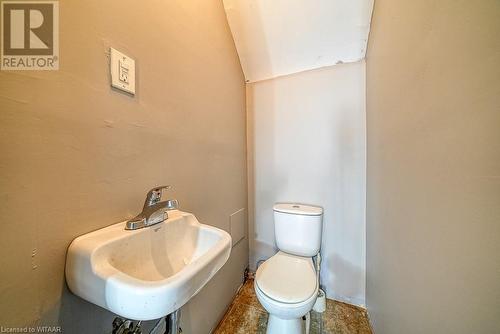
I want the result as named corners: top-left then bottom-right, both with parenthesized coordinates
top-left (144, 185), bottom-right (171, 208)
top-left (165, 199), bottom-right (179, 210)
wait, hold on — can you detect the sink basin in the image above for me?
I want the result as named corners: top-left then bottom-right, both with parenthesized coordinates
top-left (65, 210), bottom-right (231, 320)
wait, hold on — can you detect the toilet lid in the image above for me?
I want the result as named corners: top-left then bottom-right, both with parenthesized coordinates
top-left (256, 252), bottom-right (317, 303)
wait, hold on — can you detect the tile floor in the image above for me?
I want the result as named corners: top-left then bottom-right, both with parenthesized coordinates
top-left (213, 279), bottom-right (372, 334)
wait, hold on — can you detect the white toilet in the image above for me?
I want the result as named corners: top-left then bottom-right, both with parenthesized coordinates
top-left (254, 203), bottom-right (323, 334)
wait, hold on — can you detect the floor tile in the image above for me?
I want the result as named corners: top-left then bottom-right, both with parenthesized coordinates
top-left (321, 300), bottom-right (372, 334)
top-left (213, 279), bottom-right (372, 334)
top-left (214, 302), bottom-right (268, 334)
top-left (237, 279), bottom-right (265, 312)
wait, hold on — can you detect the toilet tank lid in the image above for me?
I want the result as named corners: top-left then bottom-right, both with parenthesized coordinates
top-left (273, 203), bottom-right (323, 216)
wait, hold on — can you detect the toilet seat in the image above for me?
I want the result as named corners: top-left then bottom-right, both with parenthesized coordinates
top-left (256, 251), bottom-right (317, 304)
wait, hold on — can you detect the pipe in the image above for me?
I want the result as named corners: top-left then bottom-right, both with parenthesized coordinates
top-left (149, 318), bottom-right (164, 334)
top-left (167, 309), bottom-right (181, 334)
top-left (316, 251), bottom-right (321, 285)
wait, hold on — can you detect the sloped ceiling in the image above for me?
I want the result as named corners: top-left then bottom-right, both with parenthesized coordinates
top-left (223, 0), bottom-right (374, 82)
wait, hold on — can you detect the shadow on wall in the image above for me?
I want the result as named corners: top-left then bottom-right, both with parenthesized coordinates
top-left (322, 95), bottom-right (366, 306)
top-left (251, 238), bottom-right (278, 268)
top-left (34, 280), bottom-right (160, 333)
top-left (246, 0), bottom-right (278, 272)
top-left (324, 254), bottom-right (365, 306)
top-left (51, 283), bottom-right (121, 333)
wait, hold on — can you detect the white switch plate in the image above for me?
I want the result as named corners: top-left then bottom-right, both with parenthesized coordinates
top-left (110, 47), bottom-right (135, 95)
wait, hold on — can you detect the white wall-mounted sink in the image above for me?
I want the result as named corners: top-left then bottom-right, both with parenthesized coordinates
top-left (65, 210), bottom-right (231, 320)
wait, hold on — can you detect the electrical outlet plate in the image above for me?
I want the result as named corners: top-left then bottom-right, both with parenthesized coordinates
top-left (110, 47), bottom-right (135, 95)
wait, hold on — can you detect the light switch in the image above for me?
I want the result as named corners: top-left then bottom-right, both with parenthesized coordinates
top-left (110, 47), bottom-right (135, 95)
top-left (118, 59), bottom-right (129, 83)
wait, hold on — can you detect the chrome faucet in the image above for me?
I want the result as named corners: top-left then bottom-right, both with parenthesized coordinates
top-left (125, 185), bottom-right (179, 230)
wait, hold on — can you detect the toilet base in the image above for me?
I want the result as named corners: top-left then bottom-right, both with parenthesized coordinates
top-left (266, 314), bottom-right (303, 334)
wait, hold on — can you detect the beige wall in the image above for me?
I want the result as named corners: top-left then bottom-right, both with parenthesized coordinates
top-left (0, 1), bottom-right (247, 333)
top-left (247, 62), bottom-right (366, 306)
top-left (366, 1), bottom-right (500, 333)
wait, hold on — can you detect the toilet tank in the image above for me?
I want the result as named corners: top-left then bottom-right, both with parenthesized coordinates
top-left (273, 203), bottom-right (323, 257)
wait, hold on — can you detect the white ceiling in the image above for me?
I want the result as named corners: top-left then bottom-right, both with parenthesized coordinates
top-left (223, 0), bottom-right (374, 82)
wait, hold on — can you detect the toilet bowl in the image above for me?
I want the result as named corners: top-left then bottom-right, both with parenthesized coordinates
top-left (254, 203), bottom-right (323, 334)
top-left (255, 252), bottom-right (318, 334)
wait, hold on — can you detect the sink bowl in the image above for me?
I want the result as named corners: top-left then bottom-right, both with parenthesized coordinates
top-left (65, 210), bottom-right (231, 320)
